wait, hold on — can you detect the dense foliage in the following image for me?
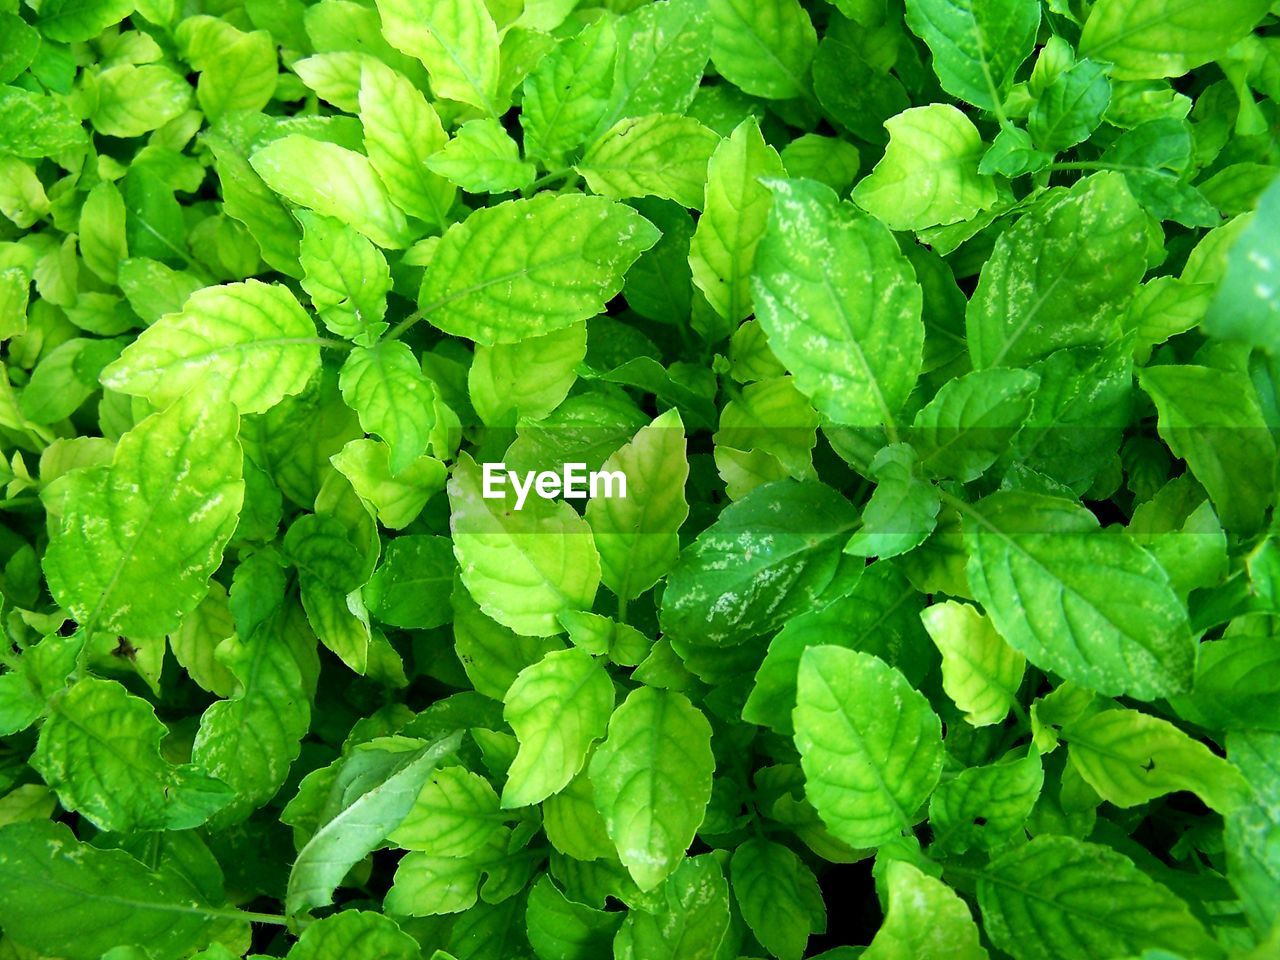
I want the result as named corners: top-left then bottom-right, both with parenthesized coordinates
top-left (0, 0), bottom-right (1278, 958)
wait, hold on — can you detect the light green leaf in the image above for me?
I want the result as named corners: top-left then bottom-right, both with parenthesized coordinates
top-left (88, 64), bottom-right (191, 138)
top-left (359, 58), bottom-right (455, 228)
top-left (0, 820), bottom-right (239, 960)
top-left (298, 211), bottom-right (391, 343)
top-left (586, 408), bottom-right (689, 602)
top-left (250, 135), bottom-right (414, 249)
top-left (707, 0), bottom-right (816, 100)
top-left (390, 765), bottom-right (505, 857)
top-left (521, 15), bottom-right (617, 166)
top-left (689, 118), bottom-right (787, 325)
top-left (904, 0), bottom-right (1040, 111)
top-left (921, 600), bottom-right (1025, 727)
top-left (1138, 364), bottom-right (1275, 533)
top-left (287, 911), bottom-right (420, 960)
top-left (287, 733), bottom-right (461, 916)
top-left (39, 0), bottom-right (133, 42)
top-left (579, 114), bottom-right (719, 210)
top-left (385, 829), bottom-right (509, 916)
top-left (374, 0), bottom-right (500, 113)
top-left (418, 193), bottom-right (659, 345)
top-left (964, 491), bottom-right (1194, 699)
top-left (34, 677), bottom-right (233, 833)
top-left (1225, 731), bottom-right (1280, 939)
top-left (978, 836), bottom-right (1222, 960)
top-left (332, 439), bottom-right (447, 531)
top-left (613, 854), bottom-right (731, 960)
top-left (340, 342), bottom-right (437, 475)
top-left (0, 87), bottom-right (87, 159)
top-left (168, 583), bottom-right (236, 698)
top-left (176, 16), bottom-right (277, 119)
top-left (588, 687), bottom-right (714, 891)
top-left (1080, 0), bottom-right (1270, 80)
top-left (731, 838), bottom-right (825, 960)
top-left (452, 585), bottom-right (564, 700)
top-left (469, 323), bottom-right (587, 426)
top-left (853, 105), bottom-right (997, 231)
top-left (501, 647), bottom-right (615, 808)
top-left (661, 479), bottom-right (856, 645)
top-left (713, 375), bottom-right (819, 500)
top-left (449, 452), bottom-right (601, 637)
top-left (283, 512), bottom-right (372, 674)
top-left (966, 173), bottom-right (1147, 369)
top-left (910, 368), bottom-right (1039, 482)
top-left (42, 390), bottom-right (244, 640)
top-left (427, 118), bottom-right (536, 194)
top-left (752, 178), bottom-right (923, 430)
top-left (865, 860), bottom-right (988, 960)
top-left (1065, 707), bottom-right (1250, 813)
top-left (542, 769), bottom-right (616, 862)
top-left (793, 646), bottom-right (944, 848)
top-left (101, 280), bottom-right (321, 415)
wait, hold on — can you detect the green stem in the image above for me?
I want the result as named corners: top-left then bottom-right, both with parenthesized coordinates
top-left (523, 168), bottom-right (575, 197)
top-left (385, 308), bottom-right (425, 342)
top-left (0, 495), bottom-right (41, 510)
top-left (617, 594), bottom-right (629, 625)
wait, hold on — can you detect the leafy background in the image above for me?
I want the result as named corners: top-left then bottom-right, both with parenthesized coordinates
top-left (0, 0), bottom-right (1278, 958)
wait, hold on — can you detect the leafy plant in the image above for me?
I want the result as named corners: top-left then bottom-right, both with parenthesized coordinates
top-left (0, 0), bottom-right (1277, 959)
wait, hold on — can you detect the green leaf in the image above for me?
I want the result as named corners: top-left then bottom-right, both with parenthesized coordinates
top-left (374, 0), bottom-right (501, 114)
top-left (250, 135), bottom-right (414, 249)
top-left (525, 875), bottom-right (623, 960)
top-left (427, 118), bottom-right (536, 194)
top-left (1225, 731), bottom-right (1280, 939)
top-left (418, 193), bottom-right (659, 345)
top-left (852, 105), bottom-right (997, 231)
top-left (42, 390), bottom-right (244, 640)
top-left (579, 114), bottom-right (719, 210)
top-left (660, 479), bottom-right (857, 645)
top-left (1080, 0), bottom-right (1270, 80)
top-left (38, 0), bottom-right (133, 42)
top-left (929, 753), bottom-right (1044, 854)
top-left (332, 439), bottom-right (447, 531)
top-left (864, 860), bottom-right (988, 960)
top-left (588, 687), bottom-right (715, 890)
top-left (977, 836), bottom-right (1222, 960)
top-left (1029, 59), bottom-right (1111, 153)
top-left (469, 324), bottom-right (587, 426)
top-left (359, 58), bottom-right (455, 228)
top-left (845, 444), bottom-right (941, 559)
top-left (613, 854), bottom-right (731, 960)
top-left (910, 368), bottom-right (1039, 481)
top-left (964, 491), bottom-right (1195, 699)
top-left (88, 65), bottom-right (191, 138)
top-left (1203, 176), bottom-right (1280, 351)
top-left (101, 280), bottom-right (321, 415)
top-left (966, 173), bottom-right (1147, 369)
top-left (793, 646), bottom-right (944, 848)
top-left (176, 16), bottom-right (277, 119)
top-left (1138, 364), bottom-right (1275, 534)
top-left (287, 911), bottom-right (420, 960)
top-left (34, 677), bottom-right (233, 832)
top-left (448, 452), bottom-right (601, 636)
top-left (298, 211), bottom-right (391, 343)
top-left (0, 820), bottom-right (238, 960)
top-left (689, 118), bottom-right (787, 325)
top-left (501, 647), bottom-right (615, 808)
top-left (521, 16), bottom-right (617, 167)
top-left (452, 585), bottom-right (564, 700)
top-left (752, 178), bottom-right (923, 430)
top-left (0, 87), bottom-right (87, 158)
top-left (586, 408), bottom-right (689, 601)
top-left (904, 0), bottom-right (1041, 111)
top-left (598, 0), bottom-right (712, 136)
top-left (1065, 707), bottom-right (1250, 813)
top-left (286, 733), bottom-right (461, 916)
top-left (385, 829), bottom-right (510, 916)
top-left (340, 342), bottom-right (437, 475)
top-left (707, 0), bottom-right (817, 100)
top-left (731, 838), bottom-right (826, 960)
top-left (364, 535), bottom-right (457, 629)
top-left (389, 765), bottom-right (505, 857)
top-left (191, 597), bottom-right (310, 828)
